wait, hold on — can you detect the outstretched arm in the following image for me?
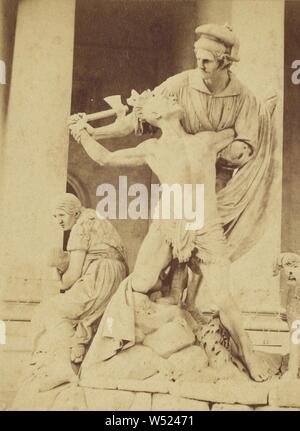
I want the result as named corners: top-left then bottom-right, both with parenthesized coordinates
top-left (194, 129), bottom-right (234, 152)
top-left (195, 129), bottom-right (252, 167)
top-left (211, 129), bottom-right (235, 153)
top-left (92, 113), bottom-right (135, 140)
top-left (68, 113), bottom-right (135, 140)
top-left (70, 123), bottom-right (150, 167)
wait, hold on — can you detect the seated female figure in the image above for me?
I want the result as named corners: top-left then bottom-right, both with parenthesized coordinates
top-left (30, 193), bottom-right (127, 391)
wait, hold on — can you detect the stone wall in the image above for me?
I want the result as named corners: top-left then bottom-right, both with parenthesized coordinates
top-left (9, 378), bottom-right (300, 411)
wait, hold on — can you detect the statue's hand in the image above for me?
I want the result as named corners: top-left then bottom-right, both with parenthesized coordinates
top-left (69, 119), bottom-right (88, 143)
top-left (47, 247), bottom-right (69, 271)
top-left (68, 113), bottom-right (94, 141)
top-left (218, 140), bottom-right (253, 168)
top-left (67, 112), bottom-right (87, 126)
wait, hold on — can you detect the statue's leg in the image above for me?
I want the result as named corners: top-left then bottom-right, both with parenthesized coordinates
top-left (31, 297), bottom-right (74, 355)
top-left (185, 269), bottom-right (203, 308)
top-left (156, 261), bottom-right (188, 305)
top-left (29, 297), bottom-right (78, 391)
top-left (199, 258), bottom-right (272, 382)
top-left (131, 222), bottom-right (172, 294)
top-left (182, 269), bottom-right (208, 324)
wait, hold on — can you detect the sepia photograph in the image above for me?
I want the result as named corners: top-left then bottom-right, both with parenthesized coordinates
top-left (0, 0), bottom-right (300, 413)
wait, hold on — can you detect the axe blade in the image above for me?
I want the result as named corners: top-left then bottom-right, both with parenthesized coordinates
top-left (84, 95), bottom-right (128, 122)
top-left (104, 95), bottom-right (123, 110)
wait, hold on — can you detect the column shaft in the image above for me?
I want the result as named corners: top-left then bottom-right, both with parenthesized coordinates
top-left (0, 0), bottom-right (76, 301)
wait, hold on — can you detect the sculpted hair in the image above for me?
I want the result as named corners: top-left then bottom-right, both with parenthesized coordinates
top-left (194, 38), bottom-right (233, 70)
top-left (52, 193), bottom-right (83, 216)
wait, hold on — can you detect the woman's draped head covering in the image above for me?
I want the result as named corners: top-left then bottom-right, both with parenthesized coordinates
top-left (52, 193), bottom-right (83, 215)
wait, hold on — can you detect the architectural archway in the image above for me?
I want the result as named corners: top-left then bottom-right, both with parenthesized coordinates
top-left (67, 172), bottom-right (91, 208)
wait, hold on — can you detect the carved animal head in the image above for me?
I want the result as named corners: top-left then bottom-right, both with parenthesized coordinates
top-left (275, 252), bottom-right (300, 286)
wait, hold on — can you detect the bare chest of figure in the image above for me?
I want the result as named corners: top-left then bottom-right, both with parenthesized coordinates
top-left (145, 136), bottom-right (215, 186)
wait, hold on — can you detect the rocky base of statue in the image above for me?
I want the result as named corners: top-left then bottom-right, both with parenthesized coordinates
top-left (79, 292), bottom-right (282, 386)
top-left (11, 291), bottom-right (287, 411)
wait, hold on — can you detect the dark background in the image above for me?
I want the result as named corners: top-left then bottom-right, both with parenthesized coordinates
top-left (282, 0), bottom-right (300, 251)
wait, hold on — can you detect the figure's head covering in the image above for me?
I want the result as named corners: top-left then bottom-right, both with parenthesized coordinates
top-left (194, 23), bottom-right (240, 62)
top-left (52, 193), bottom-right (83, 215)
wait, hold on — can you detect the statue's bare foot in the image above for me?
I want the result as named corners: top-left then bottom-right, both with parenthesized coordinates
top-left (218, 362), bottom-right (250, 381)
top-left (245, 352), bottom-right (272, 382)
top-left (255, 351), bottom-right (282, 377)
top-left (71, 344), bottom-right (86, 364)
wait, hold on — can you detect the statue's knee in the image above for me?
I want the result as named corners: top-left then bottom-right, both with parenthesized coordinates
top-left (131, 272), bottom-right (158, 294)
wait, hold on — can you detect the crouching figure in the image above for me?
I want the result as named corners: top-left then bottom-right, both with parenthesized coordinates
top-left (30, 193), bottom-right (127, 391)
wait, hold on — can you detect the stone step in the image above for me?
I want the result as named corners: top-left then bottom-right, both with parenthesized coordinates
top-left (243, 314), bottom-right (288, 331)
top-left (248, 330), bottom-right (289, 354)
top-left (0, 277), bottom-right (41, 302)
top-left (0, 321), bottom-right (31, 351)
top-left (0, 335), bottom-right (31, 352)
top-left (0, 275), bottom-right (60, 302)
top-left (248, 329), bottom-right (288, 347)
top-left (0, 301), bottom-right (38, 321)
top-left (5, 321), bottom-right (31, 337)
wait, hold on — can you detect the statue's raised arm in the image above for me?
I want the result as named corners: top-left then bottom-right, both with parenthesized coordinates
top-left (91, 112), bottom-right (135, 140)
top-left (68, 94), bottom-right (136, 141)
